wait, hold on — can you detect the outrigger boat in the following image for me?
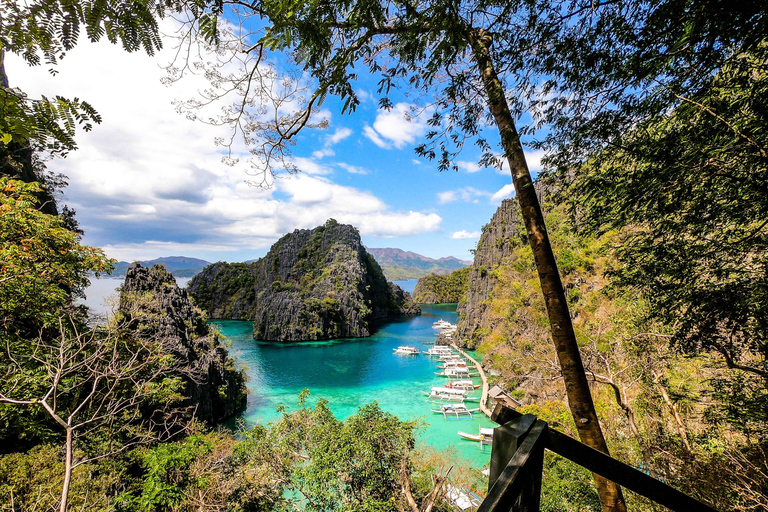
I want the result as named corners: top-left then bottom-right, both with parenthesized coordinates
top-left (445, 379), bottom-right (481, 391)
top-left (431, 403), bottom-right (480, 419)
top-left (393, 346), bottom-right (419, 355)
top-left (437, 361), bottom-right (469, 370)
top-left (423, 386), bottom-right (468, 402)
top-left (423, 346), bottom-right (454, 356)
top-left (436, 368), bottom-right (479, 377)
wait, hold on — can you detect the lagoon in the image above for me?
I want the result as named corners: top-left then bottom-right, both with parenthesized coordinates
top-left (83, 276), bottom-right (491, 469)
top-left (214, 303), bottom-right (494, 470)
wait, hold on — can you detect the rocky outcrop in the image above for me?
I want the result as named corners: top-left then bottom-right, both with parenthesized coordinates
top-left (119, 264), bottom-right (247, 425)
top-left (413, 267), bottom-right (469, 304)
top-left (456, 182), bottom-right (550, 349)
top-left (189, 219), bottom-right (420, 342)
top-left (187, 262), bottom-right (258, 319)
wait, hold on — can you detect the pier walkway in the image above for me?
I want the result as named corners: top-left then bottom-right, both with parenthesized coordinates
top-left (450, 342), bottom-right (491, 418)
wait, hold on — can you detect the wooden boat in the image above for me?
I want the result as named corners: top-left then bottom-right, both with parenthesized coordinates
top-left (393, 346), bottom-right (419, 355)
top-left (431, 403), bottom-right (480, 419)
top-left (445, 379), bottom-right (481, 391)
top-left (435, 368), bottom-right (479, 377)
top-left (457, 427), bottom-right (495, 444)
top-left (423, 346), bottom-right (454, 356)
top-left (437, 361), bottom-right (468, 369)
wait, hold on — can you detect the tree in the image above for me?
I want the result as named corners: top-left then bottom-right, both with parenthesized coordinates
top-left (0, 316), bottom-right (189, 512)
top-left (161, 2), bottom-right (625, 509)
top-left (515, 0), bottom-right (768, 435)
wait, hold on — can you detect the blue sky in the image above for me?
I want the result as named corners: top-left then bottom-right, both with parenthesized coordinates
top-left (8, 20), bottom-right (542, 263)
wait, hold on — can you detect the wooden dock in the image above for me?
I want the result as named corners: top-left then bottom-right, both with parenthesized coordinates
top-left (450, 342), bottom-right (491, 418)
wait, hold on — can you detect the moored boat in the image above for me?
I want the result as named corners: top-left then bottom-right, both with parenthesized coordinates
top-left (431, 403), bottom-right (480, 419)
top-left (445, 379), bottom-right (481, 391)
top-left (457, 427), bottom-right (495, 444)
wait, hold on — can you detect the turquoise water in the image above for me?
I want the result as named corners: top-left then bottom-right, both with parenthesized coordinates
top-left (212, 304), bottom-right (494, 470)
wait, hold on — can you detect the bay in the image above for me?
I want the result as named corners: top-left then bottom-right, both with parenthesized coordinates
top-left (213, 303), bottom-right (494, 471)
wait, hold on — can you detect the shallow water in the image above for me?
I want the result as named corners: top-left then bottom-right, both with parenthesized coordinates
top-left (213, 303), bottom-right (494, 470)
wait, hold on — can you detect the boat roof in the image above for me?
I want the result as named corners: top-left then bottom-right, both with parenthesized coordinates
top-left (431, 386), bottom-right (466, 395)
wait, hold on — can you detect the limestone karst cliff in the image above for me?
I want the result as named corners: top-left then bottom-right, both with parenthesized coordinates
top-left (412, 267), bottom-right (469, 304)
top-left (119, 264), bottom-right (247, 424)
top-left (188, 219), bottom-right (420, 342)
top-left (456, 182), bottom-right (550, 348)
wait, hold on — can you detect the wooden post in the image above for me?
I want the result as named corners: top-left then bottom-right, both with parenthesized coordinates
top-left (481, 419), bottom-right (548, 512)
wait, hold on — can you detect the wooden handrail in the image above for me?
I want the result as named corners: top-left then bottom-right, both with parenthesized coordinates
top-left (482, 404), bottom-right (719, 512)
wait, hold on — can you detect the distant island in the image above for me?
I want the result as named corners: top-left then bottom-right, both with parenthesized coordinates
top-left (110, 256), bottom-right (212, 278)
top-left (365, 247), bottom-right (471, 280)
top-left (109, 250), bottom-right (469, 282)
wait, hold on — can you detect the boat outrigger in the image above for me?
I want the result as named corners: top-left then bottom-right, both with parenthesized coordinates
top-left (393, 346), bottom-right (419, 355)
top-left (431, 403), bottom-right (480, 419)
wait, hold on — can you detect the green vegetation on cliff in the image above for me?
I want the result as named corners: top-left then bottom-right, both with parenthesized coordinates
top-left (465, 194), bottom-right (767, 510)
top-left (189, 220), bottom-right (419, 342)
top-left (413, 267), bottom-right (469, 304)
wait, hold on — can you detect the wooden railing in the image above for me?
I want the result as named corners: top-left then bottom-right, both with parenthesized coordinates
top-left (479, 405), bottom-right (719, 512)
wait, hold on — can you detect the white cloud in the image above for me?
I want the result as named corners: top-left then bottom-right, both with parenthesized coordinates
top-left (327, 127), bottom-right (353, 145)
top-left (363, 125), bottom-right (390, 149)
top-left (7, 28), bottom-right (441, 261)
top-left (491, 183), bottom-right (516, 203)
top-left (290, 156), bottom-right (333, 175)
top-left (451, 230), bottom-right (481, 240)
top-left (437, 187), bottom-right (490, 204)
top-left (457, 161), bottom-right (482, 173)
top-left (337, 163), bottom-right (369, 175)
top-left (493, 150), bottom-right (547, 175)
top-left (364, 103), bottom-right (431, 150)
top-left (312, 148), bottom-right (335, 159)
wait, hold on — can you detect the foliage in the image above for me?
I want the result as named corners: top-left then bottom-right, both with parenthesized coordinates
top-left (473, 196), bottom-right (768, 509)
top-left (0, 178), bottom-right (113, 332)
top-left (413, 267), bottom-right (470, 304)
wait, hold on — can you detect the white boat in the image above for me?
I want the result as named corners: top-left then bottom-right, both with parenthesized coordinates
top-left (437, 361), bottom-right (469, 370)
top-left (423, 387), bottom-right (469, 402)
top-left (445, 485), bottom-right (483, 511)
top-left (437, 354), bottom-right (464, 361)
top-left (435, 368), bottom-right (479, 377)
top-left (445, 380), bottom-right (481, 391)
top-left (423, 346), bottom-right (454, 356)
top-left (393, 346), bottom-right (419, 355)
top-left (457, 427), bottom-right (495, 444)
top-left (431, 403), bottom-right (480, 419)
top-left (432, 319), bottom-right (453, 329)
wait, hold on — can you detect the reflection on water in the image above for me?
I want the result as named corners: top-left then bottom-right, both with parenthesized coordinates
top-left (213, 303), bottom-right (493, 470)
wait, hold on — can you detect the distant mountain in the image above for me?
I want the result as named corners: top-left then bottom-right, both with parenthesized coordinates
top-left (365, 247), bottom-right (472, 281)
top-left (112, 256), bottom-right (212, 278)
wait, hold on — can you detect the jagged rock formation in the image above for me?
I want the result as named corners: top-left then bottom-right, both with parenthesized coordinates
top-left (119, 264), bottom-right (247, 424)
top-left (189, 220), bottom-right (420, 342)
top-left (413, 267), bottom-right (470, 304)
top-left (456, 182), bottom-right (549, 349)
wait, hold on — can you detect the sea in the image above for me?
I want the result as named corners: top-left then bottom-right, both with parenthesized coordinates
top-left (82, 277), bottom-right (493, 470)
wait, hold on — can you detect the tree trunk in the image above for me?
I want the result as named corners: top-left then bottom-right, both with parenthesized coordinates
top-left (653, 372), bottom-right (693, 455)
top-left (60, 427), bottom-right (73, 512)
top-left (468, 27), bottom-right (627, 512)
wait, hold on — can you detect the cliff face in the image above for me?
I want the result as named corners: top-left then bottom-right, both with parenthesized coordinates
top-left (187, 262), bottom-right (258, 319)
top-left (189, 220), bottom-right (420, 342)
top-left (119, 264), bottom-right (247, 425)
top-left (456, 182), bottom-right (549, 349)
top-left (412, 267), bottom-right (469, 304)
